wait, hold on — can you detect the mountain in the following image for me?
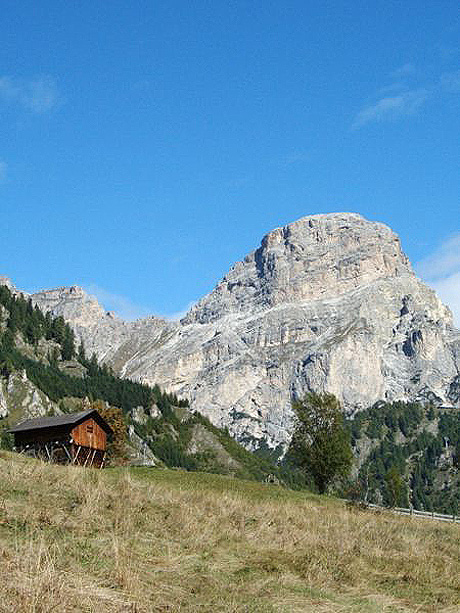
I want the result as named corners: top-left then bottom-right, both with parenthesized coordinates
top-left (25, 213), bottom-right (460, 450)
top-left (0, 285), bottom-right (277, 480)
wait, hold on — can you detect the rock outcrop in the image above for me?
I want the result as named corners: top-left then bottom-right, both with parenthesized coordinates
top-left (1, 370), bottom-right (57, 421)
top-left (29, 213), bottom-right (460, 450)
top-left (31, 285), bottom-right (176, 374)
top-left (0, 383), bottom-right (8, 419)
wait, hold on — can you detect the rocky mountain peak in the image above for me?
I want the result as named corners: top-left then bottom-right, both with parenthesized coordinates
top-left (0, 276), bottom-right (24, 297)
top-left (183, 212), bottom-right (413, 324)
top-left (5, 212), bottom-right (460, 450)
top-left (0, 276), bottom-right (15, 290)
top-left (31, 285), bottom-right (107, 327)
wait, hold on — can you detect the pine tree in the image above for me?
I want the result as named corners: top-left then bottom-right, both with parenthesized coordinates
top-left (51, 316), bottom-right (66, 345)
top-left (88, 353), bottom-right (99, 377)
top-left (384, 465), bottom-right (406, 507)
top-left (77, 340), bottom-right (86, 364)
top-left (61, 325), bottom-right (75, 360)
top-left (44, 311), bottom-right (53, 339)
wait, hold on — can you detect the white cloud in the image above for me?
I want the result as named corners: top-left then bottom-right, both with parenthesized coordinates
top-left (85, 284), bottom-right (194, 322)
top-left (391, 63), bottom-right (417, 78)
top-left (0, 75), bottom-right (59, 113)
top-left (417, 233), bottom-right (460, 280)
top-left (428, 273), bottom-right (460, 328)
top-left (377, 82), bottom-right (407, 96)
top-left (416, 234), bottom-right (460, 328)
top-left (85, 284), bottom-right (154, 321)
top-left (277, 152), bottom-right (308, 167)
top-left (164, 301), bottom-right (196, 321)
top-left (353, 88), bottom-right (428, 128)
top-left (0, 161), bottom-right (7, 183)
top-left (354, 59), bottom-right (460, 129)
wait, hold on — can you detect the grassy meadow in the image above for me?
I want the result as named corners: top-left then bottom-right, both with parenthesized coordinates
top-left (1, 451), bottom-right (460, 612)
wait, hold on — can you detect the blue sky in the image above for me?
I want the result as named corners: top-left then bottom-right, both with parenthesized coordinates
top-left (1, 2), bottom-right (460, 323)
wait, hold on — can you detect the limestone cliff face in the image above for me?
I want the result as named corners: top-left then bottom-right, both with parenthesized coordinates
top-left (184, 213), bottom-right (411, 323)
top-left (30, 213), bottom-right (460, 449)
top-left (31, 285), bottom-right (176, 372)
top-left (0, 370), bottom-right (57, 421)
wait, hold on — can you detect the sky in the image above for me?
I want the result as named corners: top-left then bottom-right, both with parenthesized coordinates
top-left (1, 1), bottom-right (460, 324)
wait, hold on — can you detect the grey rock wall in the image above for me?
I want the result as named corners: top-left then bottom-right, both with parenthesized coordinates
top-left (29, 213), bottom-right (460, 450)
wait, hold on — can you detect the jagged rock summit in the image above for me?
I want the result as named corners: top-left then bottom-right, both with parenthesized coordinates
top-left (28, 213), bottom-right (460, 450)
top-left (184, 212), bottom-right (412, 323)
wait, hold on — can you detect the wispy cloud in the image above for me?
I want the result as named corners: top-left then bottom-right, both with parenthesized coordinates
top-left (417, 234), bottom-right (460, 280)
top-left (276, 152), bottom-right (308, 168)
top-left (85, 284), bottom-right (154, 321)
top-left (416, 234), bottom-right (460, 327)
top-left (0, 75), bottom-right (59, 113)
top-left (353, 58), bottom-right (460, 129)
top-left (353, 89), bottom-right (428, 128)
top-left (391, 62), bottom-right (417, 78)
top-left (0, 161), bottom-right (7, 183)
top-left (427, 273), bottom-right (460, 328)
top-left (165, 301), bottom-right (196, 321)
top-left (377, 82), bottom-right (407, 96)
top-left (85, 284), bottom-right (194, 322)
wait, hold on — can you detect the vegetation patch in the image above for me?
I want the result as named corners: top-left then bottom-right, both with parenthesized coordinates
top-left (1, 453), bottom-right (460, 611)
top-left (347, 401), bottom-right (460, 513)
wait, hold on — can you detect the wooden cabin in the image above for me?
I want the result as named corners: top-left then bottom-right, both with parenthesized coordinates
top-left (8, 409), bottom-right (113, 468)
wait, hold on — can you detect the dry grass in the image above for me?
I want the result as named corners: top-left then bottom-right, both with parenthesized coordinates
top-left (1, 451), bottom-right (460, 612)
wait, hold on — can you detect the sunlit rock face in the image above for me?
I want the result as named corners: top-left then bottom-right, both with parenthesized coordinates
top-left (183, 213), bottom-right (412, 323)
top-left (32, 285), bottom-right (176, 372)
top-left (30, 213), bottom-right (460, 450)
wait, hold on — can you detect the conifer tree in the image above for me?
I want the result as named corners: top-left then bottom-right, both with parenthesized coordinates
top-left (62, 325), bottom-right (75, 360)
top-left (77, 340), bottom-right (86, 364)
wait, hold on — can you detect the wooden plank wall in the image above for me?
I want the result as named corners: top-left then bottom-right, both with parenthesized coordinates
top-left (71, 418), bottom-right (107, 451)
top-left (14, 426), bottom-right (71, 446)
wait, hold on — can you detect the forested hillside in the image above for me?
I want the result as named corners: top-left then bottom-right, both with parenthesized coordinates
top-left (3, 282), bottom-right (460, 511)
top-left (0, 284), bottom-right (278, 480)
top-left (347, 401), bottom-right (460, 513)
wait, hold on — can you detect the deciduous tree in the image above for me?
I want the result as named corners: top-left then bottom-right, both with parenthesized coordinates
top-left (92, 399), bottom-right (128, 465)
top-left (288, 392), bottom-right (353, 494)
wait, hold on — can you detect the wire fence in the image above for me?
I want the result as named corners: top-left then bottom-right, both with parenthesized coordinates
top-left (357, 501), bottom-right (460, 524)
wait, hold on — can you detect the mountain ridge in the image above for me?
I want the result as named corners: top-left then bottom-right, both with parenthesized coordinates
top-left (5, 212), bottom-right (460, 450)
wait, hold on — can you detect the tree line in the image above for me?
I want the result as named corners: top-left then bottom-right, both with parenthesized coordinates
top-left (348, 401), bottom-right (460, 513)
top-left (2, 283), bottom-right (458, 506)
top-left (0, 284), bottom-right (187, 415)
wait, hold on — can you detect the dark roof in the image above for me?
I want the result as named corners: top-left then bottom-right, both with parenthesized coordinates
top-left (8, 409), bottom-right (113, 434)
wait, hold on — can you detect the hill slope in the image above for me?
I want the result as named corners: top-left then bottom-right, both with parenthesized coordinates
top-left (1, 451), bottom-right (460, 612)
top-left (0, 284), bottom-right (277, 480)
top-left (347, 401), bottom-right (460, 513)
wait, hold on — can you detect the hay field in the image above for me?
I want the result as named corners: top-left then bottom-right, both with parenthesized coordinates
top-left (1, 451), bottom-right (459, 612)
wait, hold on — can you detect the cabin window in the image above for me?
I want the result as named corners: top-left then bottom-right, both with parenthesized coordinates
top-left (86, 424), bottom-right (93, 433)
